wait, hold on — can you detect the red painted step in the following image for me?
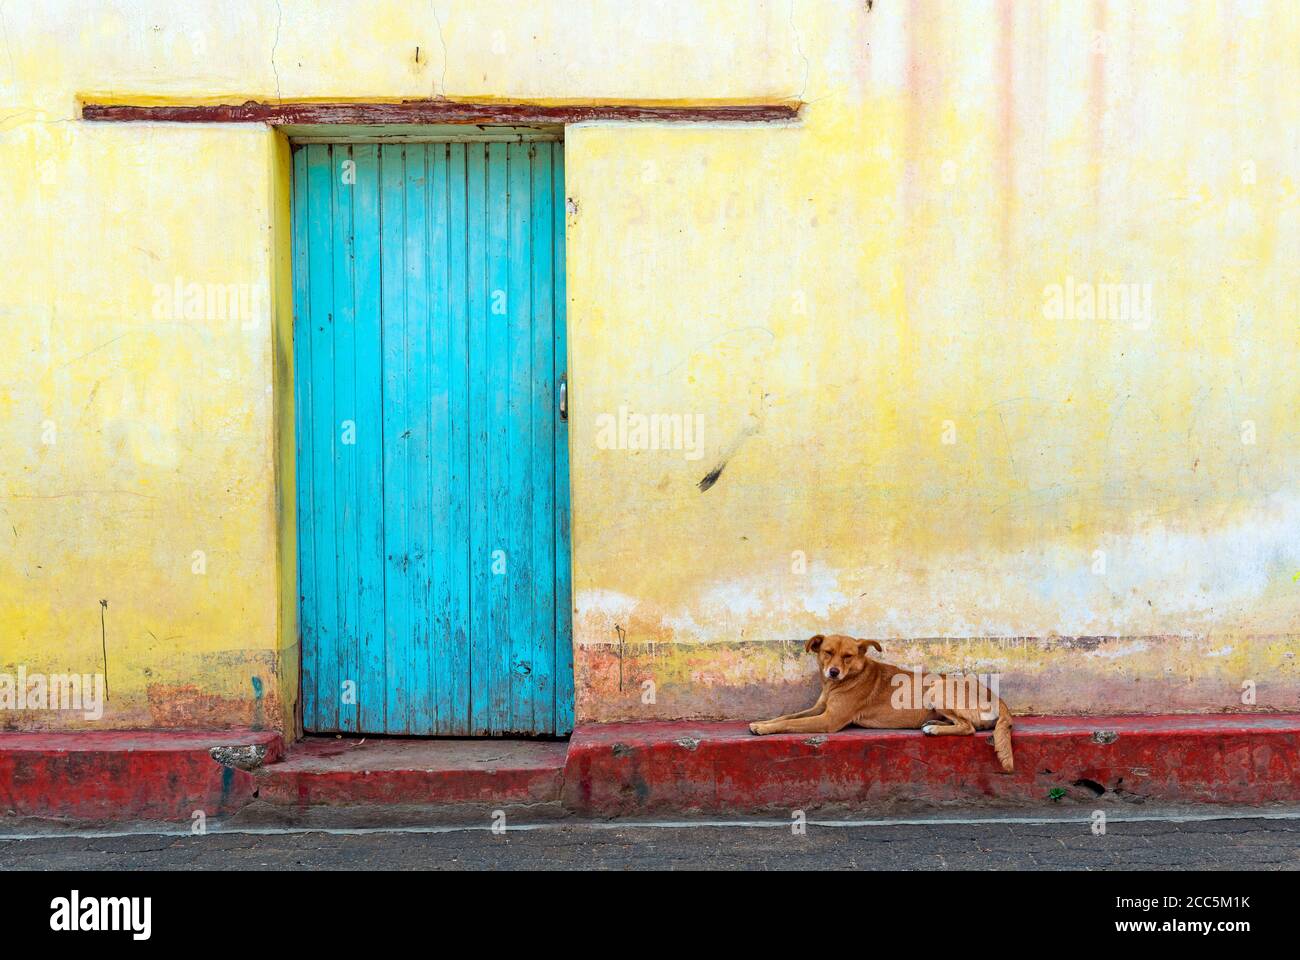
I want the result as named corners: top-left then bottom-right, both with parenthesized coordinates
top-left (0, 730), bottom-right (283, 822)
top-left (562, 715), bottom-right (1300, 815)
top-left (253, 737), bottom-right (567, 807)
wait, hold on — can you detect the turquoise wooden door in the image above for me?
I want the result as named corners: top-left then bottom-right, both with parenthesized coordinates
top-left (291, 139), bottom-right (572, 736)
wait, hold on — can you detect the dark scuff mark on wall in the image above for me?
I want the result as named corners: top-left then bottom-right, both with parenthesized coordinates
top-left (697, 462), bottom-right (727, 492)
top-left (696, 411), bottom-right (765, 493)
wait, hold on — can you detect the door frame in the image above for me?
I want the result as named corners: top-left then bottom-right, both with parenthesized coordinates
top-left (281, 124), bottom-right (573, 738)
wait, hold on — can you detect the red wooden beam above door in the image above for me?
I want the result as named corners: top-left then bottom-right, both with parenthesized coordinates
top-left (80, 99), bottom-right (800, 124)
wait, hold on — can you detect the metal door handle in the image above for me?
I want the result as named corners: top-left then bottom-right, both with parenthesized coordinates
top-left (559, 375), bottom-right (568, 421)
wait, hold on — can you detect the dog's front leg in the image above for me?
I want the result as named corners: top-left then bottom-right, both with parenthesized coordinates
top-left (752, 689), bottom-right (828, 727)
top-left (749, 712), bottom-right (846, 736)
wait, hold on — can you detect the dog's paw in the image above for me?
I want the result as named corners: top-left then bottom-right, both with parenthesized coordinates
top-left (749, 722), bottom-right (767, 736)
top-left (921, 723), bottom-right (942, 736)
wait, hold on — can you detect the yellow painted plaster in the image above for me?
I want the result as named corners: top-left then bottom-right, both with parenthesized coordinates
top-left (1, 2), bottom-right (1296, 730)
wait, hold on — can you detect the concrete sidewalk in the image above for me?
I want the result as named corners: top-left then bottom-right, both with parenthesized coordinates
top-left (3, 715), bottom-right (1298, 825)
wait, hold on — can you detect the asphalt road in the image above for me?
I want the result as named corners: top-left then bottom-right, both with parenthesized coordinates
top-left (2, 813), bottom-right (1298, 870)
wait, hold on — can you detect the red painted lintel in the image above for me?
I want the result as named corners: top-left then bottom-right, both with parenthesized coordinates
top-left (80, 99), bottom-right (801, 125)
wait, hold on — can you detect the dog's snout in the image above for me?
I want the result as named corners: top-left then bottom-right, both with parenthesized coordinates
top-left (828, 667), bottom-right (841, 679)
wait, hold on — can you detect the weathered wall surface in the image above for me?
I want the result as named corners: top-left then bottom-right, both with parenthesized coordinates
top-left (568, 1), bottom-right (1300, 720)
top-left (1, 1), bottom-right (1296, 731)
top-left (0, 109), bottom-right (291, 726)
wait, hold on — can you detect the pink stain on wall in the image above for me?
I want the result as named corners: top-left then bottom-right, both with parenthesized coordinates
top-left (997, 0), bottom-right (1016, 268)
top-left (1088, 0), bottom-right (1108, 217)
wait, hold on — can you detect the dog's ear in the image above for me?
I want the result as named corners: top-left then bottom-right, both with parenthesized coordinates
top-left (858, 639), bottom-right (882, 656)
top-left (805, 634), bottom-right (825, 653)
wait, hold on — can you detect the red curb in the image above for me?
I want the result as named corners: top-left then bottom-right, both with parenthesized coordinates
top-left (0, 730), bottom-right (283, 823)
top-left (253, 737), bottom-right (568, 807)
top-left (561, 716), bottom-right (1300, 815)
top-left (5, 716), bottom-right (1298, 822)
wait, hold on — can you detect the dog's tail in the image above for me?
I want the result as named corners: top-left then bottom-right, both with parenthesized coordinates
top-left (993, 700), bottom-right (1014, 773)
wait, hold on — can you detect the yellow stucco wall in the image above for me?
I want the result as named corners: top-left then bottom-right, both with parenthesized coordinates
top-left (1, 1), bottom-right (1296, 732)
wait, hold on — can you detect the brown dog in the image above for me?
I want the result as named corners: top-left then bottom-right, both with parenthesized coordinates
top-left (748, 634), bottom-right (1014, 773)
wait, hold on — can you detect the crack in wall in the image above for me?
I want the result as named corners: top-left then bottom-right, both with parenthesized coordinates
top-left (430, 1), bottom-right (448, 98)
top-left (271, 0), bottom-right (282, 102)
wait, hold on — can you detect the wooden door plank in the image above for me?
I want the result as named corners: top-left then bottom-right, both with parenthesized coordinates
top-left (426, 143), bottom-right (453, 735)
top-left (291, 145), bottom-right (319, 731)
top-left (331, 144), bottom-right (361, 733)
top-left (466, 142), bottom-right (493, 735)
top-left (447, 143), bottom-right (473, 735)
top-left (403, 144), bottom-right (435, 736)
top-left (485, 142), bottom-right (512, 733)
top-left (351, 143), bottom-right (388, 734)
top-left (305, 143), bottom-right (340, 731)
top-left (529, 142), bottom-right (557, 733)
top-left (379, 144), bottom-right (411, 734)
top-left (552, 144), bottom-right (575, 735)
top-left (506, 141), bottom-right (535, 733)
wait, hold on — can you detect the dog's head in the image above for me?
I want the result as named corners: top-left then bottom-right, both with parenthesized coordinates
top-left (805, 634), bottom-right (882, 682)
